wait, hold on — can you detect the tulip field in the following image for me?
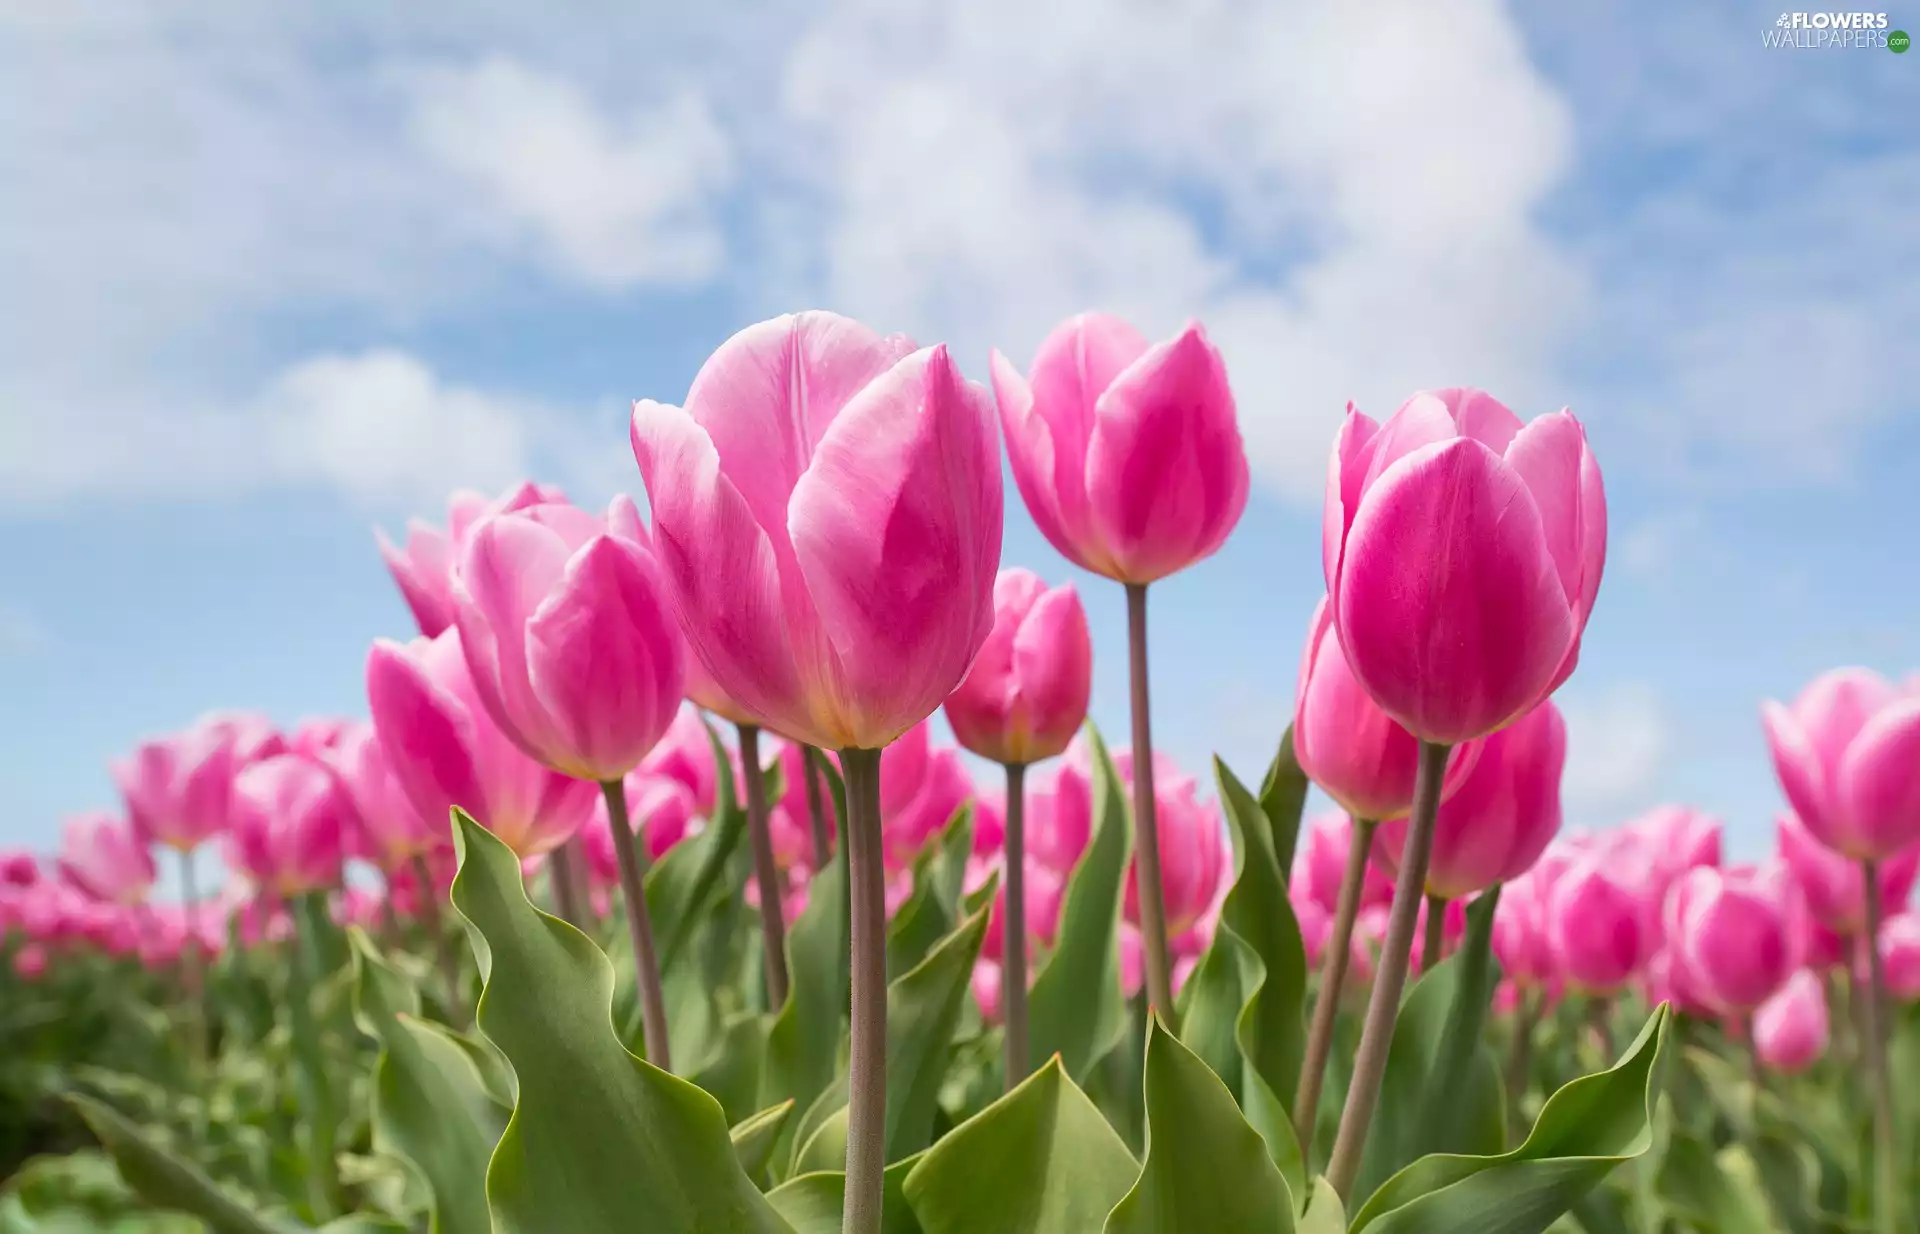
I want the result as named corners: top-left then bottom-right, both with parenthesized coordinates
top-left (7, 311), bottom-right (1920, 1234)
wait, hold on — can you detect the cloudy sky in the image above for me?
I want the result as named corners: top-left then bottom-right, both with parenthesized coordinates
top-left (4, 0), bottom-right (1917, 867)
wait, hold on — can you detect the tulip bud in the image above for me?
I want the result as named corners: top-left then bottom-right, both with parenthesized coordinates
top-left (1665, 864), bottom-right (1804, 1013)
top-left (944, 569), bottom-right (1092, 766)
top-left (1763, 668), bottom-right (1920, 861)
top-left (1547, 859), bottom-right (1647, 994)
top-left (225, 754), bottom-right (350, 898)
top-left (1877, 911), bottom-right (1920, 1002)
top-left (1777, 809), bottom-right (1919, 935)
top-left (1753, 970), bottom-right (1829, 1073)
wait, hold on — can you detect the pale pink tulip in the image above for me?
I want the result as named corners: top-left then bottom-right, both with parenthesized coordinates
top-left (1762, 668), bottom-right (1920, 860)
top-left (200, 711), bottom-right (290, 766)
top-left (632, 311), bottom-right (1003, 752)
top-left (944, 569), bottom-right (1091, 767)
top-left (1323, 390), bottom-right (1606, 744)
top-left (0, 852), bottom-right (37, 888)
top-left (979, 859), bottom-right (1067, 964)
top-left (877, 722), bottom-right (976, 869)
top-left (289, 717), bottom-right (355, 757)
top-left (1547, 858), bottom-right (1647, 993)
top-left (225, 755), bottom-right (350, 898)
top-left (581, 774), bottom-right (699, 882)
top-left (1494, 862), bottom-right (1560, 988)
top-left (57, 813), bottom-right (156, 906)
top-left (13, 943), bottom-right (47, 980)
top-left (1666, 864), bottom-right (1804, 1014)
top-left (1777, 809), bottom-right (1919, 935)
top-left (991, 314), bottom-right (1248, 584)
top-left (972, 960), bottom-right (1003, 1024)
top-left (378, 482), bottom-right (565, 637)
top-left (1293, 812), bottom-right (1395, 916)
top-left (322, 722), bottom-right (444, 872)
top-left (1295, 894), bottom-right (1333, 969)
top-left (1877, 911), bottom-right (1920, 1001)
top-left (1753, 970), bottom-right (1829, 1073)
top-left (639, 705), bottom-right (721, 819)
top-left (366, 628), bottom-right (598, 858)
top-left (113, 721), bottom-right (240, 852)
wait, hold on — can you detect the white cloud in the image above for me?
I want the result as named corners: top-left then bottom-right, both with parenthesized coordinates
top-left (1558, 682), bottom-right (1668, 820)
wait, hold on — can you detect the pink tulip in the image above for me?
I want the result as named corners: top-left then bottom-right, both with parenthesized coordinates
top-left (321, 722), bottom-right (443, 872)
top-left (366, 628), bottom-right (598, 858)
top-left (452, 499), bottom-right (686, 783)
top-left (1610, 805), bottom-right (1722, 916)
top-left (0, 852), bottom-right (37, 889)
top-left (1293, 598), bottom-right (1482, 821)
top-left (378, 481), bottom-right (566, 637)
top-left (1777, 809), bottom-right (1919, 935)
top-left (1547, 858), bottom-right (1647, 993)
top-left (764, 739), bottom-right (830, 873)
top-left (57, 814), bottom-right (156, 906)
top-left (1764, 669), bottom-right (1920, 862)
top-left (1119, 926), bottom-right (1203, 1000)
top-left (224, 755), bottom-right (350, 898)
top-left (201, 711), bottom-right (290, 766)
top-left (1753, 970), bottom-right (1829, 1073)
top-left (971, 791), bottom-right (1006, 856)
top-left (1802, 919), bottom-right (1850, 971)
top-left (13, 943), bottom-right (48, 980)
top-left (113, 720), bottom-right (240, 852)
top-left (944, 569), bottom-right (1092, 767)
top-left (1374, 700), bottom-right (1565, 900)
top-left (991, 314), bottom-right (1249, 584)
top-left (1027, 762), bottom-right (1094, 876)
top-left (877, 722), bottom-right (977, 869)
top-left (632, 311), bottom-right (1004, 752)
top-left (1666, 864), bottom-right (1804, 1014)
top-left (1877, 911), bottom-right (1920, 1001)
top-left (972, 960), bottom-right (1003, 1023)
top-left (581, 774), bottom-right (698, 882)
top-left (1494, 862), bottom-right (1560, 988)
top-left (1295, 894), bottom-right (1333, 969)
top-left (1322, 389), bottom-right (1606, 744)
top-left (1642, 948), bottom-right (1717, 1019)
top-left (289, 717), bottom-right (355, 756)
top-left (639, 705), bottom-right (721, 819)
top-left (1293, 812), bottom-right (1395, 916)
top-left (979, 859), bottom-right (1067, 963)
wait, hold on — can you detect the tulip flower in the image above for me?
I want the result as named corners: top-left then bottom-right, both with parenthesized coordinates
top-left (56, 813), bottom-right (156, 907)
top-left (992, 313), bottom-right (1247, 1027)
top-left (224, 755), bottom-right (350, 899)
top-left (200, 711), bottom-right (290, 767)
top-left (1754, 970), bottom-right (1829, 1073)
top-left (289, 717), bottom-right (355, 757)
top-left (942, 565), bottom-right (1091, 1086)
top-left (1666, 865), bottom-right (1803, 1014)
top-left (13, 944), bottom-right (47, 981)
top-left (639, 705), bottom-right (721, 820)
top-left (766, 739), bottom-right (835, 874)
top-left (1778, 810), bottom-right (1919, 936)
top-left (322, 722), bottom-right (441, 874)
top-left (581, 774), bottom-right (697, 878)
top-left (377, 481), bottom-right (565, 637)
top-left (632, 311), bottom-right (1003, 1232)
top-left (114, 721), bottom-right (238, 853)
top-left (877, 722), bottom-right (977, 872)
top-left (0, 851), bottom-right (37, 889)
top-left (1877, 912), bottom-right (1920, 1001)
top-left (1294, 813), bottom-right (1396, 918)
top-left (1763, 668), bottom-right (1920, 862)
top-left (1547, 859), bottom-right (1647, 994)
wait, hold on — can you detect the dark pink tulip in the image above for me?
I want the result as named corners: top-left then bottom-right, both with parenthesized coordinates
top-left (991, 314), bottom-right (1249, 585)
top-left (632, 311), bottom-right (1004, 752)
top-left (1763, 668), bottom-right (1920, 861)
top-left (639, 705), bottom-right (720, 819)
top-left (113, 721), bottom-right (240, 852)
top-left (1547, 858), bottom-right (1647, 993)
top-left (1293, 812), bottom-right (1395, 916)
top-left (1876, 912), bottom-right (1920, 1001)
top-left (1119, 925), bottom-right (1204, 1001)
top-left (225, 754), bottom-right (350, 898)
top-left (366, 629), bottom-right (598, 858)
top-left (1293, 598), bottom-right (1481, 821)
top-left (13, 943), bottom-right (47, 980)
top-left (57, 814), bottom-right (156, 906)
top-left (1777, 809), bottom-right (1918, 936)
top-left (944, 568), bottom-right (1092, 767)
top-left (877, 721), bottom-right (976, 869)
top-left (1374, 700), bottom-right (1565, 900)
top-left (0, 851), bottom-right (37, 888)
top-left (1643, 947), bottom-right (1717, 1018)
top-left (979, 858), bottom-right (1066, 963)
top-left (378, 482), bottom-right (567, 637)
top-left (1753, 970), bottom-right (1828, 1073)
top-left (1322, 390), bottom-right (1606, 744)
top-left (581, 773), bottom-right (698, 882)
top-left (1666, 864), bottom-right (1804, 1014)
top-left (971, 791), bottom-right (1006, 856)
top-left (453, 499), bottom-right (686, 783)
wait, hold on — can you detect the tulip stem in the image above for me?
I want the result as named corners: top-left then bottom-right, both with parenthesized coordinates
top-left (1860, 860), bottom-right (1899, 1234)
top-left (601, 781), bottom-right (672, 1072)
top-left (804, 744), bottom-right (835, 870)
top-left (177, 849), bottom-right (208, 1066)
top-left (1505, 984), bottom-right (1537, 1141)
top-left (1002, 761), bottom-right (1030, 1090)
top-left (839, 747), bottom-right (887, 1234)
top-left (1587, 995), bottom-right (1615, 1064)
top-left (1421, 894), bottom-right (1448, 972)
top-left (1294, 815), bottom-right (1378, 1150)
top-left (737, 725), bottom-right (790, 1009)
top-left (1326, 739), bottom-right (1450, 1200)
top-left (547, 842), bottom-right (586, 929)
top-left (410, 855), bottom-right (463, 1022)
top-left (288, 893), bottom-right (343, 1220)
top-left (1124, 582), bottom-right (1176, 1026)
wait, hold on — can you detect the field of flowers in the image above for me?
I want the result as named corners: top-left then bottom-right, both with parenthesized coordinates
top-left (3, 311), bottom-right (1918, 1233)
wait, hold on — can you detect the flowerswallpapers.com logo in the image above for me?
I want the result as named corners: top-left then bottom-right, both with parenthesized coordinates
top-left (1764, 11), bottom-right (1910, 48)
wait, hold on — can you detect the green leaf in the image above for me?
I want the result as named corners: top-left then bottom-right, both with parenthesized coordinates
top-left (886, 804), bottom-right (977, 980)
top-left (348, 929), bottom-right (505, 1234)
top-left (63, 1094), bottom-right (301, 1234)
top-left (447, 807), bottom-right (792, 1234)
top-left (1257, 726), bottom-right (1311, 880)
top-left (648, 716), bottom-right (756, 970)
top-left (1349, 1005), bottom-right (1671, 1234)
top-left (1104, 1019), bottom-right (1296, 1234)
top-left (691, 1011), bottom-right (770, 1125)
top-left (766, 1156), bottom-right (924, 1234)
top-left (1296, 1178), bottom-right (1347, 1234)
top-left (732, 1101), bottom-right (797, 1180)
top-left (903, 1057), bottom-right (1137, 1234)
top-left (886, 889), bottom-right (994, 1162)
top-left (1353, 888), bottom-right (1507, 1207)
top-left (1028, 726), bottom-right (1132, 1081)
top-left (792, 1107), bottom-right (850, 1179)
top-left (317, 1220), bottom-right (411, 1234)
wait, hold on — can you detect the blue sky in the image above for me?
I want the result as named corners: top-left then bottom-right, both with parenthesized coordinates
top-left (4, 1), bottom-right (1917, 871)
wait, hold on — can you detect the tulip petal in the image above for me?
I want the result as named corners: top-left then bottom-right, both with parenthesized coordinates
top-left (1008, 583), bottom-right (1093, 764)
top-left (1322, 406), bottom-right (1379, 603)
top-left (1430, 388), bottom-right (1524, 455)
top-left (788, 345), bottom-right (1003, 748)
top-left (365, 639), bottom-right (485, 846)
top-left (454, 514), bottom-right (574, 765)
top-left (377, 520), bottom-right (455, 636)
top-left (1837, 697), bottom-right (1920, 860)
top-left (1762, 700), bottom-right (1839, 850)
top-left (1503, 411), bottom-right (1606, 628)
top-left (1336, 438), bottom-right (1574, 744)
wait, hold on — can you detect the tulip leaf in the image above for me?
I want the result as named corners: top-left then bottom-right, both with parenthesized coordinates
top-left (347, 929), bottom-right (504, 1234)
top-left (732, 1101), bottom-right (797, 1180)
top-left (887, 804), bottom-right (976, 980)
top-left (1353, 888), bottom-right (1507, 1207)
top-left (63, 1094), bottom-right (302, 1234)
top-left (793, 1106), bottom-right (851, 1178)
top-left (1349, 1004), bottom-right (1671, 1234)
top-left (766, 1155), bottom-right (925, 1234)
top-left (1104, 1019), bottom-right (1296, 1234)
top-left (648, 718), bottom-right (755, 971)
top-left (317, 1220), bottom-right (410, 1234)
top-left (1028, 726), bottom-right (1132, 1081)
top-left (885, 890), bottom-right (994, 1162)
top-left (1296, 1177), bottom-right (1347, 1234)
top-left (691, 1010), bottom-right (770, 1125)
top-left (902, 1056), bottom-right (1138, 1234)
top-left (1257, 725), bottom-right (1311, 880)
top-left (447, 808), bottom-right (791, 1234)
top-left (1655, 1132), bottom-right (1780, 1234)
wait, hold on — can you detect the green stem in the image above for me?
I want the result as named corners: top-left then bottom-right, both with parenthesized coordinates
top-left (840, 747), bottom-right (887, 1234)
top-left (1002, 761), bottom-right (1030, 1089)
top-left (547, 840), bottom-right (585, 929)
top-left (1421, 893), bottom-right (1448, 972)
top-left (1588, 994), bottom-right (1615, 1065)
top-left (409, 854), bottom-right (463, 1023)
top-left (1325, 740), bottom-right (1451, 1199)
top-left (804, 745), bottom-right (834, 869)
top-left (601, 780), bottom-right (672, 1072)
top-left (738, 724), bottom-right (790, 1008)
top-left (1505, 984), bottom-right (1537, 1140)
top-left (289, 893), bottom-right (343, 1220)
top-left (1860, 860), bottom-right (1899, 1234)
top-left (1294, 816), bottom-right (1378, 1149)
top-left (1124, 582), bottom-right (1175, 1025)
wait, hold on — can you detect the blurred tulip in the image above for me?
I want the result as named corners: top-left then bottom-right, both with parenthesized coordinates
top-left (944, 569), bottom-right (1091, 766)
top-left (1876, 911), bottom-right (1920, 1001)
top-left (1763, 668), bottom-right (1920, 861)
top-left (991, 314), bottom-right (1248, 585)
top-left (13, 943), bottom-right (47, 980)
top-left (1778, 809), bottom-right (1919, 936)
top-left (1547, 859), bottom-right (1647, 993)
top-left (1494, 861), bottom-right (1560, 988)
top-left (113, 720), bottom-right (240, 852)
top-left (1293, 813), bottom-right (1395, 916)
top-left (1610, 805), bottom-right (1722, 914)
top-left (581, 774), bottom-right (699, 882)
top-left (877, 722), bottom-right (976, 870)
top-left (1666, 864), bottom-right (1804, 1013)
top-left (1322, 390), bottom-right (1605, 745)
top-left (366, 628), bottom-right (598, 858)
top-left (200, 711), bottom-right (290, 767)
top-left (632, 310), bottom-right (1003, 752)
top-left (0, 851), bottom-right (37, 888)
top-left (321, 721), bottom-right (443, 872)
top-left (289, 717), bottom-right (355, 756)
top-left (638, 705), bottom-right (721, 819)
top-left (378, 481), bottom-right (565, 637)
top-left (225, 755), bottom-right (350, 898)
top-left (1295, 895), bottom-right (1333, 969)
top-left (1375, 700), bottom-right (1565, 901)
top-left (1754, 970), bottom-right (1829, 1073)
top-left (971, 791), bottom-right (1006, 856)
top-left (972, 961), bottom-right (1003, 1024)
top-left (56, 813), bottom-right (156, 906)
top-left (979, 859), bottom-right (1066, 964)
